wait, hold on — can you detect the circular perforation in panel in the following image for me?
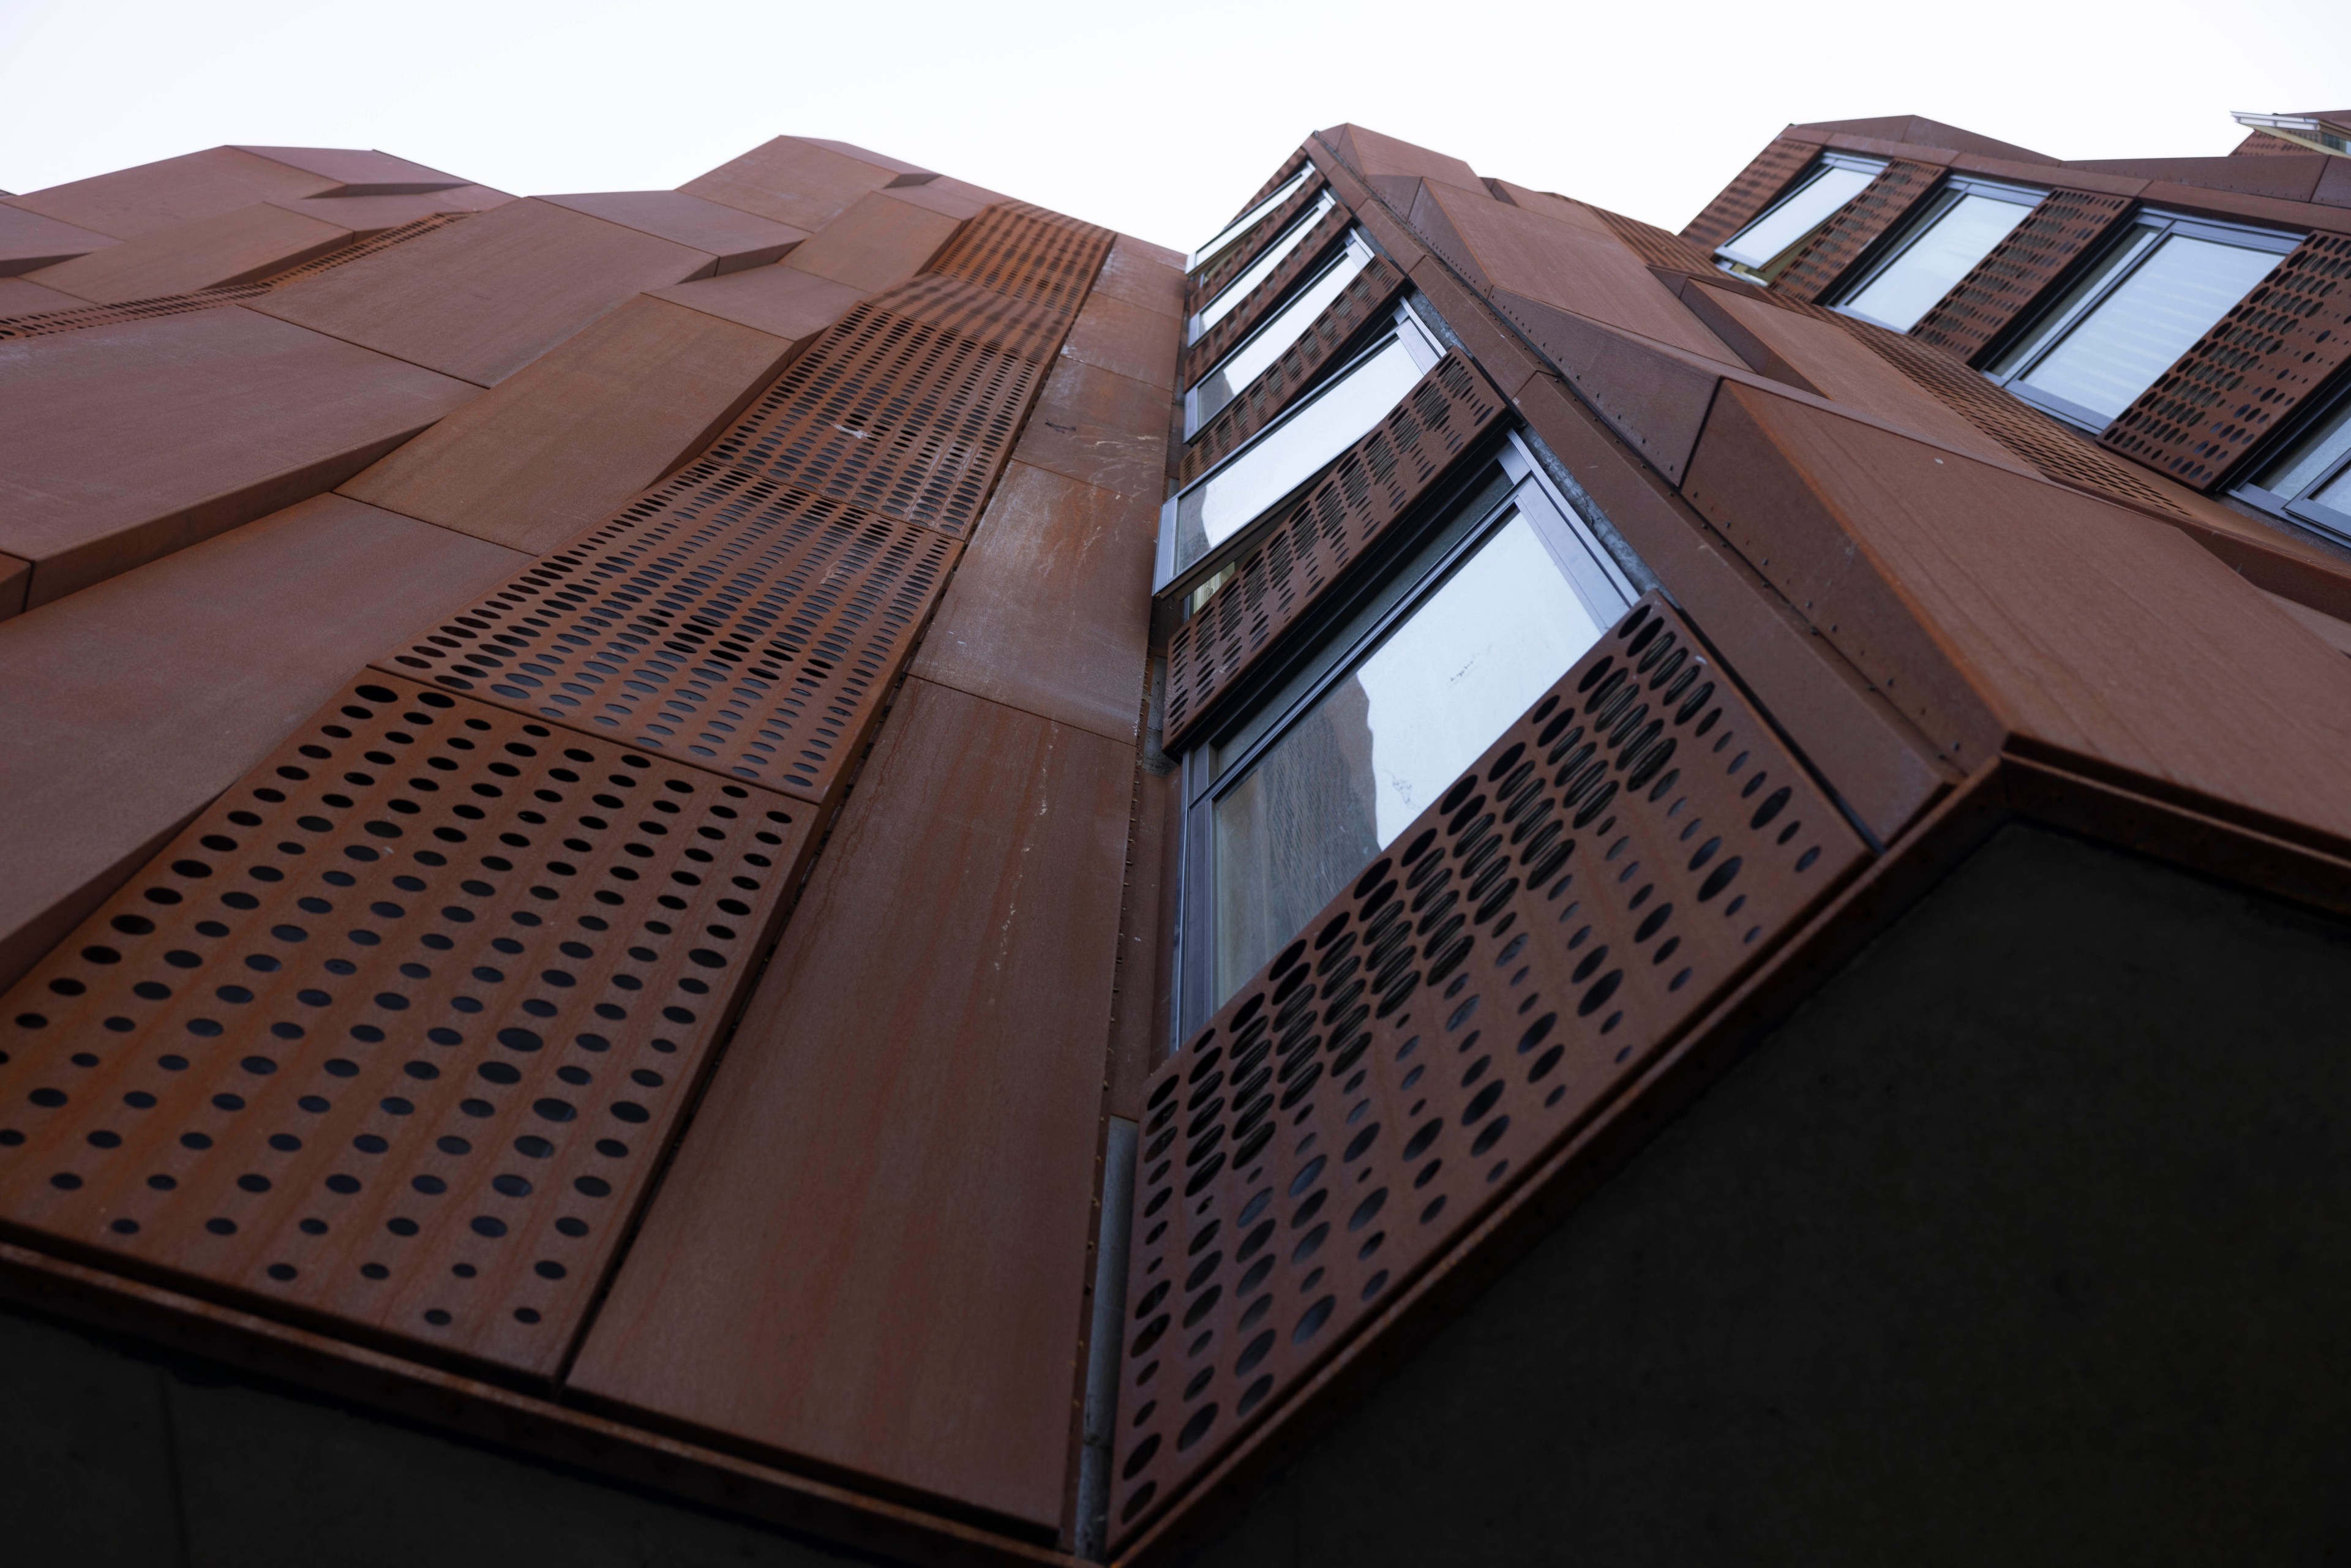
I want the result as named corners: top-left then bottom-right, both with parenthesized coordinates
top-left (1911, 189), bottom-right (2134, 367)
top-left (703, 306), bottom-right (1041, 537)
top-left (1112, 598), bottom-right (1872, 1547)
top-left (927, 201), bottom-right (1115, 316)
top-left (378, 466), bottom-right (957, 807)
top-left (0, 675), bottom-right (808, 1376)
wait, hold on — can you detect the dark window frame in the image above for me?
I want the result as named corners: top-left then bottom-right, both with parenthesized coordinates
top-left (2231, 373), bottom-right (2351, 547)
top-left (1827, 174), bottom-right (2045, 333)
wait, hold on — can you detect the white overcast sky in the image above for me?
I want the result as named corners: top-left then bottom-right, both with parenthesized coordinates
top-left (3, 0), bottom-right (2347, 252)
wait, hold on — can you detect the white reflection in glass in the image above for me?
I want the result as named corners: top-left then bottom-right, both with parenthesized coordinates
top-left (2260, 403), bottom-right (2351, 503)
top-left (2016, 234), bottom-right (2281, 422)
top-left (1213, 515), bottom-right (1604, 999)
top-left (1842, 191), bottom-right (2035, 332)
top-left (1193, 192), bottom-right (1338, 340)
top-left (1717, 163), bottom-right (1877, 272)
top-left (1187, 238), bottom-right (1374, 430)
top-left (1173, 334), bottom-right (1424, 572)
top-left (1190, 169), bottom-right (1313, 271)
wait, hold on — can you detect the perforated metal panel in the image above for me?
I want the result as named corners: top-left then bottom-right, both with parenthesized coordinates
top-left (1772, 159), bottom-right (1944, 302)
top-left (0, 214), bottom-right (473, 343)
top-left (1219, 148), bottom-right (1316, 236)
top-left (2101, 233), bottom-right (2351, 488)
top-left (1163, 354), bottom-right (1507, 749)
top-left (925, 200), bottom-right (1113, 317)
top-left (1187, 178), bottom-right (1328, 316)
top-left (702, 304), bottom-right (1041, 537)
top-left (1910, 189), bottom-right (2134, 366)
top-left (1680, 138), bottom-right (1817, 250)
top-left (374, 463), bottom-right (958, 807)
top-left (0, 673), bottom-right (809, 1377)
top-left (1181, 204), bottom-right (1354, 390)
top-left (1589, 206), bottom-right (1719, 277)
top-left (1112, 598), bottom-right (1869, 1547)
top-left (863, 272), bottom-right (1070, 362)
top-left (1179, 256), bottom-right (1408, 487)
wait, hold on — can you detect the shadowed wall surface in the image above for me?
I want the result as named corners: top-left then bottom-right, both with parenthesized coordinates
top-left (1176, 825), bottom-right (2351, 1567)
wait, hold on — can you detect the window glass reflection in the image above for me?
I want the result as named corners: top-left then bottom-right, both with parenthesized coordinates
top-left (1190, 169), bottom-right (1313, 272)
top-left (1212, 514), bottom-right (1607, 1002)
top-left (2011, 233), bottom-right (2278, 423)
top-left (1840, 189), bottom-right (2036, 332)
top-left (1187, 236), bottom-right (1375, 433)
top-left (1192, 192), bottom-right (1339, 341)
top-left (1716, 158), bottom-right (1881, 279)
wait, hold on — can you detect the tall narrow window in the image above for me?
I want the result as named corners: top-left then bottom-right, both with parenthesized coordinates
top-left (1185, 231), bottom-right (1378, 436)
top-left (1190, 192), bottom-right (1340, 343)
top-left (1189, 168), bottom-right (1314, 272)
top-left (1714, 154), bottom-right (1886, 283)
top-left (1179, 443), bottom-right (1635, 1028)
top-left (1988, 212), bottom-right (2295, 430)
top-left (1834, 178), bottom-right (2041, 332)
top-left (1160, 308), bottom-right (1443, 585)
top-left (2237, 387), bottom-right (2351, 545)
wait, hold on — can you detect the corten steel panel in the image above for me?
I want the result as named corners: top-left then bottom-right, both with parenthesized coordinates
top-left (864, 272), bottom-right (1074, 362)
top-left (0, 205), bottom-right (119, 276)
top-left (1689, 384), bottom-right (2351, 842)
top-left (0, 214), bottom-right (475, 346)
top-left (910, 460), bottom-right (1160, 744)
top-left (1163, 354), bottom-right (1506, 749)
top-left (2102, 233), bottom-right (2351, 488)
top-left (880, 177), bottom-right (999, 223)
top-left (0, 307), bottom-right (475, 604)
top-left (1403, 182), bottom-right (1738, 364)
top-left (0, 549), bottom-right (27, 620)
top-left (1212, 148), bottom-right (1314, 238)
top-left (2065, 152), bottom-right (2330, 204)
top-left (0, 673), bottom-right (812, 1379)
top-left (1318, 124), bottom-right (1483, 200)
top-left (1061, 290), bottom-right (1181, 392)
top-left (0, 276), bottom-right (82, 317)
top-left (926, 201), bottom-right (1116, 316)
top-left (680, 137), bottom-right (923, 233)
top-left (703, 305), bottom-right (1043, 536)
top-left (26, 203), bottom-right (356, 306)
top-left (274, 186), bottom-right (514, 238)
top-left (1180, 257), bottom-right (1408, 487)
top-left (251, 199), bottom-right (716, 388)
top-left (1180, 204), bottom-right (1353, 388)
top-left (5, 148), bottom-right (341, 241)
top-left (1092, 238), bottom-right (1186, 323)
top-left (781, 190), bottom-right (965, 294)
top-left (571, 675), bottom-right (1133, 1532)
top-left (227, 147), bottom-right (470, 197)
top-left (1772, 159), bottom-right (1945, 302)
top-left (1681, 138), bottom-right (1818, 250)
top-left (1111, 597), bottom-right (1870, 1547)
top-left (2233, 129), bottom-right (2312, 158)
top-left (1674, 282), bottom-right (2015, 467)
top-left (337, 296), bottom-right (797, 555)
top-left (1015, 354), bottom-right (1179, 502)
top-left (1488, 293), bottom-right (1726, 484)
top-left (1187, 177), bottom-right (1327, 316)
top-left (1911, 189), bottom-right (2135, 365)
top-left (532, 192), bottom-right (809, 275)
top-left (0, 493), bottom-right (526, 996)
top-left (373, 464), bottom-right (959, 807)
top-left (1589, 204), bottom-right (1720, 277)
top-left (648, 266), bottom-right (866, 345)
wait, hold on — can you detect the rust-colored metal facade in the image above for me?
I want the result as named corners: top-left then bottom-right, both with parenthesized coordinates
top-left (7, 105), bottom-right (2351, 1568)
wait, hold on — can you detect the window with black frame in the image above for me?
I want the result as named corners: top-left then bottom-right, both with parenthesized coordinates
top-left (1173, 437), bottom-right (1637, 1035)
top-left (1831, 176), bottom-right (2042, 333)
top-left (1187, 189), bottom-right (1340, 345)
top-left (1188, 168), bottom-right (1315, 273)
top-left (1714, 152), bottom-right (1887, 284)
top-left (2235, 383), bottom-right (2351, 546)
top-left (1157, 302), bottom-right (1445, 600)
top-left (1185, 229), bottom-right (1379, 437)
top-left (1985, 209), bottom-right (2296, 430)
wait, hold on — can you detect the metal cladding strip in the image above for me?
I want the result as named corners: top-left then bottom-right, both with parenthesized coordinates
top-left (1680, 137), bottom-right (1819, 250)
top-left (701, 302), bottom-right (1043, 538)
top-left (0, 672), bottom-right (811, 1380)
top-left (1162, 354), bottom-right (1505, 750)
top-left (1110, 598), bottom-right (1870, 1546)
top-left (1910, 189), bottom-right (2135, 366)
top-left (925, 200), bottom-right (1116, 316)
top-left (863, 272), bottom-right (1072, 363)
top-left (1179, 256), bottom-right (1409, 487)
top-left (0, 214), bottom-right (474, 343)
top-left (2102, 232), bottom-right (2351, 489)
top-left (373, 462), bottom-right (960, 808)
top-left (1186, 176), bottom-right (1330, 317)
top-left (1181, 205), bottom-right (1355, 390)
top-left (1772, 159), bottom-right (1946, 302)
